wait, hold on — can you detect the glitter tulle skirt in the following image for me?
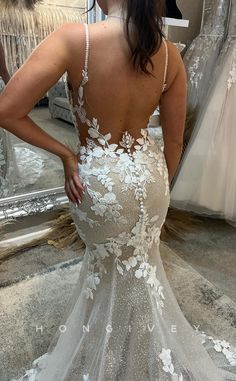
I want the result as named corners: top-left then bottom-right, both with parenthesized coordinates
top-left (12, 142), bottom-right (236, 380)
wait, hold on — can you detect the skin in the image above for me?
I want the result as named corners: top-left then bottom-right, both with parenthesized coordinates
top-left (0, 0), bottom-right (187, 206)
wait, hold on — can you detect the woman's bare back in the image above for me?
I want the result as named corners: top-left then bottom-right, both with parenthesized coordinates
top-left (66, 20), bottom-right (177, 146)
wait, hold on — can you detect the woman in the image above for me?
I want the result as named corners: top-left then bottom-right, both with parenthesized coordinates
top-left (1, 0), bottom-right (236, 380)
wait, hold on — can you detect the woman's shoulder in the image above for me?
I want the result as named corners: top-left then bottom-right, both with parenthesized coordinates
top-left (163, 38), bottom-right (184, 70)
top-left (160, 38), bottom-right (186, 87)
top-left (164, 39), bottom-right (183, 58)
top-left (50, 22), bottom-right (86, 45)
top-left (48, 22), bottom-right (88, 59)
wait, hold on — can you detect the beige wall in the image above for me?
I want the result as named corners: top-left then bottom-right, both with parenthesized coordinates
top-left (168, 0), bottom-right (204, 46)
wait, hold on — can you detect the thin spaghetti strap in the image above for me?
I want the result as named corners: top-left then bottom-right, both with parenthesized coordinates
top-left (162, 38), bottom-right (168, 92)
top-left (83, 23), bottom-right (89, 79)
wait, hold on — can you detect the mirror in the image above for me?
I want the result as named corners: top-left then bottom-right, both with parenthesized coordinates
top-left (0, 0), bottom-right (88, 219)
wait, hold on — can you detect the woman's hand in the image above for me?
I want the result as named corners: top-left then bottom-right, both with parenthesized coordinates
top-left (61, 153), bottom-right (85, 206)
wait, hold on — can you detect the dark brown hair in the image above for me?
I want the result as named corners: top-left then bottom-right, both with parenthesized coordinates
top-left (87, 0), bottom-right (166, 75)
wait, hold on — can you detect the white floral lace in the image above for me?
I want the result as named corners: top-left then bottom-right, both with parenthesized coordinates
top-left (194, 325), bottom-right (236, 366)
top-left (68, 125), bottom-right (169, 310)
top-left (83, 374), bottom-right (90, 381)
top-left (159, 348), bottom-right (184, 380)
top-left (81, 206), bottom-right (166, 316)
top-left (184, 0), bottom-right (230, 110)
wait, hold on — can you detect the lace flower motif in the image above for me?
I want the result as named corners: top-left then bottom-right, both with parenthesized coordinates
top-left (83, 373), bottom-right (90, 381)
top-left (119, 131), bottom-right (135, 150)
top-left (83, 207), bottom-right (165, 318)
top-left (158, 348), bottom-right (184, 380)
top-left (194, 326), bottom-right (236, 366)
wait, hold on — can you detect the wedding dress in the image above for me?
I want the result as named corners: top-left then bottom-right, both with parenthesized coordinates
top-left (183, 0), bottom-right (230, 144)
top-left (11, 23), bottom-right (236, 381)
top-left (171, 0), bottom-right (236, 225)
top-left (0, 77), bottom-right (20, 197)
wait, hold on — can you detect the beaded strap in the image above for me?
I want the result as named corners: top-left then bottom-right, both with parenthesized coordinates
top-left (83, 23), bottom-right (89, 78)
top-left (162, 38), bottom-right (168, 92)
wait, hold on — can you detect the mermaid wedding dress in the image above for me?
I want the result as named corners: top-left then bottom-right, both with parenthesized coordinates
top-left (11, 23), bottom-right (236, 381)
top-left (171, 0), bottom-right (236, 225)
top-left (183, 0), bottom-right (230, 145)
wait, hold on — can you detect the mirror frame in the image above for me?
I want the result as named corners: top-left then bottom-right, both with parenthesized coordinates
top-left (0, 186), bottom-right (68, 220)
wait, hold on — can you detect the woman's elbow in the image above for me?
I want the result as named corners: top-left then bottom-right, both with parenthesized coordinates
top-left (0, 97), bottom-right (18, 124)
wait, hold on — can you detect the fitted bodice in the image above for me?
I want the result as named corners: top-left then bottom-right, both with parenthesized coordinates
top-left (200, 0), bottom-right (230, 36)
top-left (65, 23), bottom-right (168, 159)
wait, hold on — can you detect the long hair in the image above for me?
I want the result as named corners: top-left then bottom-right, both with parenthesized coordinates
top-left (87, 0), bottom-right (166, 75)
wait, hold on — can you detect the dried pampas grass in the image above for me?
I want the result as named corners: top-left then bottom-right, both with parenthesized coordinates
top-left (0, 205), bottom-right (200, 264)
top-left (0, 1), bottom-right (84, 76)
top-left (0, 206), bottom-right (85, 263)
top-left (161, 207), bottom-right (201, 242)
top-left (0, 0), bottom-right (42, 9)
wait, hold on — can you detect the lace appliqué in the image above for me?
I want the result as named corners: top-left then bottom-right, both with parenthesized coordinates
top-left (158, 348), bottom-right (184, 380)
top-left (72, 129), bottom-right (168, 310)
top-left (194, 325), bottom-right (236, 366)
top-left (188, 56), bottom-right (202, 89)
top-left (83, 373), bottom-right (90, 381)
top-left (83, 208), bottom-right (166, 315)
top-left (67, 96), bottom-right (169, 310)
top-left (186, 36), bottom-right (221, 90)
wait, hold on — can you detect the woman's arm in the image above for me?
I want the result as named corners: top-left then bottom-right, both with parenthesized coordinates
top-left (0, 24), bottom-right (85, 204)
top-left (159, 42), bottom-right (187, 185)
top-left (0, 25), bottom-right (73, 159)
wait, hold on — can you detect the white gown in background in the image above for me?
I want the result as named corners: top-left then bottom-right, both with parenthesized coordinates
top-left (171, 0), bottom-right (236, 226)
top-left (183, 0), bottom-right (230, 145)
top-left (10, 24), bottom-right (236, 381)
top-left (0, 77), bottom-right (21, 197)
